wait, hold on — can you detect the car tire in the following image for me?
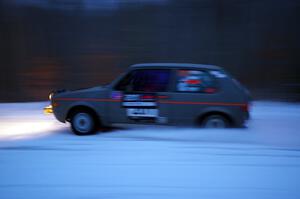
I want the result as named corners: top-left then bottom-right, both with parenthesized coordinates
top-left (202, 115), bottom-right (229, 128)
top-left (70, 110), bottom-right (97, 136)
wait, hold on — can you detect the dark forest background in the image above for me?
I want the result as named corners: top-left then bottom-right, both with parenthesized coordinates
top-left (1, 0), bottom-right (300, 102)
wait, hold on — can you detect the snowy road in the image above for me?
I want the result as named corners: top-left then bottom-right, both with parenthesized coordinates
top-left (0, 101), bottom-right (300, 199)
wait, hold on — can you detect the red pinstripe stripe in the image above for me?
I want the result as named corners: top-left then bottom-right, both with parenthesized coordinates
top-left (54, 98), bottom-right (246, 107)
top-left (159, 100), bottom-right (246, 107)
top-left (55, 98), bottom-right (121, 102)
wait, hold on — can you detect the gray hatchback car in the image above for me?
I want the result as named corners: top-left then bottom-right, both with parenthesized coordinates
top-left (45, 63), bottom-right (251, 135)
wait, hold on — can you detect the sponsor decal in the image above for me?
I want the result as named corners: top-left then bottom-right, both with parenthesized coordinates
top-left (122, 93), bottom-right (157, 107)
top-left (111, 91), bottom-right (123, 100)
top-left (123, 94), bottom-right (140, 101)
top-left (140, 94), bottom-right (156, 100)
top-left (122, 93), bottom-right (159, 120)
top-left (186, 79), bottom-right (202, 85)
top-left (122, 101), bottom-right (157, 107)
top-left (126, 108), bottom-right (158, 118)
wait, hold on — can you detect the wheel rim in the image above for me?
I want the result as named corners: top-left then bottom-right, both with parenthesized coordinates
top-left (204, 117), bottom-right (226, 128)
top-left (73, 113), bottom-right (93, 133)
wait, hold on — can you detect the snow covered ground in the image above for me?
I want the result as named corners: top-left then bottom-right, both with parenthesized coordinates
top-left (0, 101), bottom-right (300, 199)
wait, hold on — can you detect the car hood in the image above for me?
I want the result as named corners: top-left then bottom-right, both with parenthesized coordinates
top-left (71, 86), bottom-right (105, 92)
top-left (52, 85), bottom-right (108, 99)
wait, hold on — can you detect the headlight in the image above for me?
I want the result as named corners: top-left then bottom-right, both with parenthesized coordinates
top-left (49, 93), bottom-right (53, 100)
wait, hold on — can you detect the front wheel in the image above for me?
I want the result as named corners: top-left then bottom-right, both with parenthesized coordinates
top-left (202, 115), bottom-right (229, 128)
top-left (70, 111), bottom-right (97, 135)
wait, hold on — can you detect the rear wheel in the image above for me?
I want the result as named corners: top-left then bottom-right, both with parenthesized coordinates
top-left (202, 115), bottom-right (229, 128)
top-left (70, 110), bottom-right (97, 135)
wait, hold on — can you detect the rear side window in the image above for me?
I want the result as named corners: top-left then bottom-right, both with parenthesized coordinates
top-left (176, 69), bottom-right (217, 93)
top-left (115, 69), bottom-right (171, 92)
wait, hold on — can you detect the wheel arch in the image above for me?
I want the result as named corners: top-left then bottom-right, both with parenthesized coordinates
top-left (66, 104), bottom-right (101, 125)
top-left (196, 110), bottom-right (234, 127)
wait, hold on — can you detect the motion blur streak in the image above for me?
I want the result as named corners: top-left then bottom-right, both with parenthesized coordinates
top-left (0, 102), bottom-right (63, 140)
top-left (1, 0), bottom-right (300, 102)
top-left (0, 121), bottom-right (57, 140)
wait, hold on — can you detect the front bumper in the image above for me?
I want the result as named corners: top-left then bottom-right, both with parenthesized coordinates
top-left (43, 105), bottom-right (53, 114)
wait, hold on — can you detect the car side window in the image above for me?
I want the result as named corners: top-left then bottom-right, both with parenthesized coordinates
top-left (115, 69), bottom-right (171, 92)
top-left (176, 69), bottom-right (217, 93)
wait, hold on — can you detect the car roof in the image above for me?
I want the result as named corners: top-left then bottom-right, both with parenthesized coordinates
top-left (130, 63), bottom-right (222, 70)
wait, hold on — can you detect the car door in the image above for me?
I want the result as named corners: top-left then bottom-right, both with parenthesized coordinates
top-left (163, 68), bottom-right (219, 125)
top-left (108, 68), bottom-right (173, 125)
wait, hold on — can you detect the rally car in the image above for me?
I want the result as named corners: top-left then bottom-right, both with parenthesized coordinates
top-left (44, 63), bottom-right (251, 135)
